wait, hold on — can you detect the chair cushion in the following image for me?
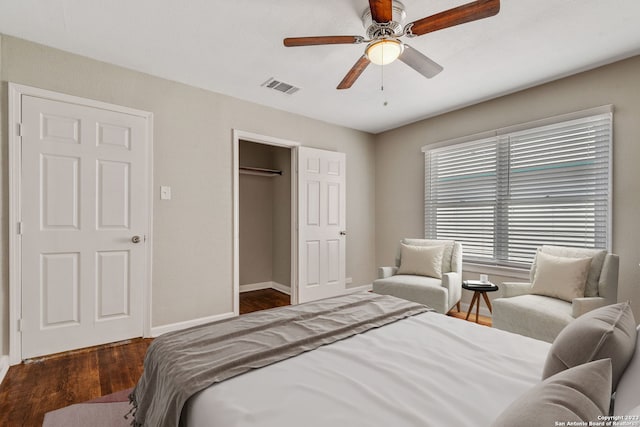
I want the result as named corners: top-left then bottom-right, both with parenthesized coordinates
top-left (543, 302), bottom-right (637, 390)
top-left (402, 239), bottom-right (454, 273)
top-left (492, 294), bottom-right (573, 343)
top-left (534, 246), bottom-right (608, 297)
top-left (491, 359), bottom-right (612, 427)
top-left (372, 275), bottom-right (447, 313)
top-left (531, 251), bottom-right (592, 302)
top-left (397, 244), bottom-right (444, 279)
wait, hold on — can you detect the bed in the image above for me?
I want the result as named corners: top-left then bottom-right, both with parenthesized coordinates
top-left (130, 292), bottom-right (640, 427)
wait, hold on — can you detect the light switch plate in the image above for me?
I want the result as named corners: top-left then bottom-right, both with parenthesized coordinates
top-left (160, 186), bottom-right (171, 200)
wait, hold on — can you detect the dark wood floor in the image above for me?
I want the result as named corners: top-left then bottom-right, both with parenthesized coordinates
top-left (239, 288), bottom-right (291, 314)
top-left (0, 338), bottom-right (151, 426)
top-left (0, 290), bottom-right (487, 426)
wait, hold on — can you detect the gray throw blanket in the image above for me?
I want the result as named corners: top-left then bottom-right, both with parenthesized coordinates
top-left (129, 292), bottom-right (430, 427)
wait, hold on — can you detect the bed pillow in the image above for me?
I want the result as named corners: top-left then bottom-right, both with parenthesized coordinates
top-left (613, 326), bottom-right (640, 415)
top-left (397, 244), bottom-right (444, 279)
top-left (530, 251), bottom-right (592, 302)
top-left (543, 302), bottom-right (636, 390)
top-left (492, 359), bottom-right (612, 427)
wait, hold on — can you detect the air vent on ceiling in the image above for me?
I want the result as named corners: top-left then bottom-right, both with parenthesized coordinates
top-left (261, 78), bottom-right (300, 95)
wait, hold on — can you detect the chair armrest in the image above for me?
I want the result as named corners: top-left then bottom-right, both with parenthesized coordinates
top-left (501, 282), bottom-right (532, 298)
top-left (378, 266), bottom-right (398, 279)
top-left (442, 272), bottom-right (462, 290)
top-left (442, 272), bottom-right (462, 307)
top-left (572, 297), bottom-right (608, 318)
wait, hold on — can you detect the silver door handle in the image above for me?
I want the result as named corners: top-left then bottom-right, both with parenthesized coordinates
top-left (132, 235), bottom-right (142, 244)
top-left (339, 231), bottom-right (347, 236)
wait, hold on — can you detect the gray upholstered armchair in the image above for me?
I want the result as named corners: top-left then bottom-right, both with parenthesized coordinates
top-left (492, 245), bottom-right (619, 343)
top-left (372, 239), bottom-right (463, 314)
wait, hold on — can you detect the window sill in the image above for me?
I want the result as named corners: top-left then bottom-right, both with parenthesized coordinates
top-left (463, 262), bottom-right (530, 280)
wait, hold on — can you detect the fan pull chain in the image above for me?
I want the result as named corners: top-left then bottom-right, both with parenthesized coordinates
top-left (381, 63), bottom-right (388, 107)
top-left (381, 55), bottom-right (384, 92)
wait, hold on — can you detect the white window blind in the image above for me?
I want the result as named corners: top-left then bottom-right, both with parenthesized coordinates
top-left (424, 110), bottom-right (612, 268)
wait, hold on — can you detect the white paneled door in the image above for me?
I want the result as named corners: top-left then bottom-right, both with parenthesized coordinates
top-left (20, 95), bottom-right (149, 359)
top-left (297, 147), bottom-right (346, 303)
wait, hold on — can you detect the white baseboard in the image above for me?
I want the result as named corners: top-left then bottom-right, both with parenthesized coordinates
top-left (0, 355), bottom-right (9, 386)
top-left (271, 282), bottom-right (291, 295)
top-left (239, 281), bottom-right (272, 293)
top-left (240, 281), bottom-right (291, 295)
top-left (151, 312), bottom-right (235, 337)
top-left (344, 283), bottom-right (372, 294)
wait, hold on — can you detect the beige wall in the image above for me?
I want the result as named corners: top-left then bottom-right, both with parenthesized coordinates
top-left (239, 142), bottom-right (275, 285)
top-left (375, 55), bottom-right (640, 316)
top-left (0, 35), bottom-right (377, 355)
top-left (272, 147), bottom-right (292, 288)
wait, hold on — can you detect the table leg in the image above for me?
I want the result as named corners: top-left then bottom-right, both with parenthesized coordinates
top-left (475, 292), bottom-right (481, 323)
top-left (481, 291), bottom-right (493, 313)
top-left (465, 292), bottom-right (479, 321)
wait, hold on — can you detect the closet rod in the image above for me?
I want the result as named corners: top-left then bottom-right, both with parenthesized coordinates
top-left (239, 166), bottom-right (283, 177)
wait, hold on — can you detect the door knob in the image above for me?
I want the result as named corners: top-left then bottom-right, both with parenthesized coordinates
top-left (131, 235), bottom-right (142, 244)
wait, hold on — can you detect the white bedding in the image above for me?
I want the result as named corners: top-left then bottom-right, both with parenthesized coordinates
top-left (182, 312), bottom-right (550, 427)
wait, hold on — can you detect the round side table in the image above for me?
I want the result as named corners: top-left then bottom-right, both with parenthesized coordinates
top-left (462, 282), bottom-right (499, 323)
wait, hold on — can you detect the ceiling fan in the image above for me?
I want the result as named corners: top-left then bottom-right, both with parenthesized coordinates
top-left (283, 0), bottom-right (500, 89)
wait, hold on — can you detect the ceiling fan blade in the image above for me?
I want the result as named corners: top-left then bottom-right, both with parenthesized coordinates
top-left (398, 44), bottom-right (443, 79)
top-left (337, 56), bottom-right (371, 90)
top-left (284, 36), bottom-right (364, 47)
top-left (369, 0), bottom-right (393, 23)
top-left (406, 0), bottom-right (500, 37)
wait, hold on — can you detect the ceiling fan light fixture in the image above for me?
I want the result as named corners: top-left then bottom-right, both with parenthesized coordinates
top-left (366, 39), bottom-right (404, 65)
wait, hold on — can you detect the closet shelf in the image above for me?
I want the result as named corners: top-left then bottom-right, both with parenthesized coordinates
top-left (239, 166), bottom-right (283, 177)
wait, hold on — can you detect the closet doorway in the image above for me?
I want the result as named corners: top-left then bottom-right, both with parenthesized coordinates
top-left (232, 131), bottom-right (299, 314)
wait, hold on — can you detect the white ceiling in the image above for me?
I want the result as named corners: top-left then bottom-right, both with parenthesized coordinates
top-left (1, 0), bottom-right (640, 134)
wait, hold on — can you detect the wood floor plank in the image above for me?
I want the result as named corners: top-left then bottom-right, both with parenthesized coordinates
top-left (239, 288), bottom-right (291, 314)
top-left (97, 340), bottom-right (148, 396)
top-left (0, 339), bottom-right (150, 426)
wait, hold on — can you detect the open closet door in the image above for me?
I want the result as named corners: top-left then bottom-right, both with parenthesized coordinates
top-left (297, 147), bottom-right (346, 303)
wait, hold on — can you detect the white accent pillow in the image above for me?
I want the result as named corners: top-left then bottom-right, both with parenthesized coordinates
top-left (397, 244), bottom-right (444, 279)
top-left (534, 246), bottom-right (607, 297)
top-left (402, 239), bottom-right (454, 273)
top-left (531, 251), bottom-right (592, 302)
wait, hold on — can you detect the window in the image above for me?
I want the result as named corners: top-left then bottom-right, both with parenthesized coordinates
top-left (424, 108), bottom-right (612, 268)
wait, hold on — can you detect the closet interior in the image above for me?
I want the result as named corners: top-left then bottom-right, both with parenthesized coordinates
top-left (238, 140), bottom-right (292, 309)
